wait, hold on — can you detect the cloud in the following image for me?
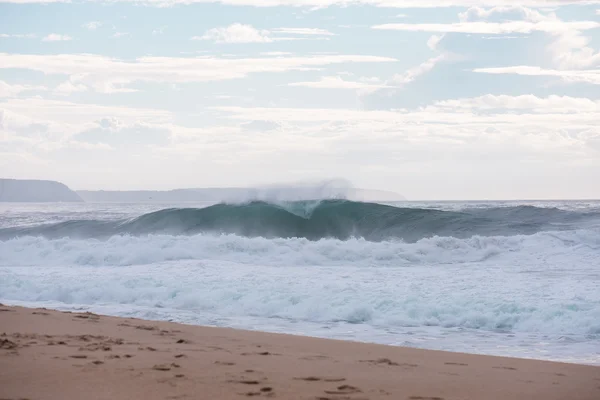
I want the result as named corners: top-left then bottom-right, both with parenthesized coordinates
top-left (431, 94), bottom-right (600, 113)
top-left (287, 76), bottom-right (393, 91)
top-left (378, 6), bottom-right (600, 79)
top-left (0, 33), bottom-right (36, 38)
top-left (194, 23), bottom-right (334, 43)
top-left (55, 80), bottom-right (88, 95)
top-left (195, 23), bottom-right (273, 43)
top-left (112, 32), bottom-right (129, 38)
top-left (473, 66), bottom-right (600, 85)
top-left (392, 54), bottom-right (446, 85)
top-left (0, 98), bottom-right (173, 143)
top-left (83, 21), bottom-right (102, 30)
top-left (0, 81), bottom-right (46, 97)
top-left (0, 53), bottom-right (396, 92)
top-left (459, 6), bottom-right (600, 70)
top-left (372, 20), bottom-right (599, 34)
top-left (426, 34), bottom-right (444, 50)
top-left (42, 33), bottom-right (72, 42)
top-left (4, 95), bottom-right (599, 197)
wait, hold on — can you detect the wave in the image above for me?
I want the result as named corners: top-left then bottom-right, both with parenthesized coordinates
top-left (1, 228), bottom-right (599, 268)
top-left (1, 232), bottom-right (599, 335)
top-left (1, 200), bottom-right (600, 242)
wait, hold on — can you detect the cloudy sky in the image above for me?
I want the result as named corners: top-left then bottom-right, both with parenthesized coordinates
top-left (1, 0), bottom-right (600, 200)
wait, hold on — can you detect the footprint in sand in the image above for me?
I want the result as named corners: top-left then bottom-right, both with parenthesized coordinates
top-left (0, 339), bottom-right (18, 350)
top-left (153, 364), bottom-right (172, 371)
top-left (492, 366), bottom-right (517, 370)
top-left (215, 361), bottom-right (236, 366)
top-left (360, 358), bottom-right (415, 367)
top-left (409, 397), bottom-right (445, 400)
top-left (324, 385), bottom-right (362, 395)
top-left (444, 362), bottom-right (468, 366)
top-left (299, 355), bottom-right (330, 361)
top-left (229, 380), bottom-right (262, 385)
top-left (135, 325), bottom-right (157, 331)
top-left (294, 377), bottom-right (346, 382)
top-left (241, 351), bottom-right (278, 356)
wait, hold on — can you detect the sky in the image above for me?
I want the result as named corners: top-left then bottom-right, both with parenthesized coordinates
top-left (1, 0), bottom-right (600, 200)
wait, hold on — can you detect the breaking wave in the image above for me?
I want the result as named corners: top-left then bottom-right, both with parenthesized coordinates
top-left (1, 200), bottom-right (599, 242)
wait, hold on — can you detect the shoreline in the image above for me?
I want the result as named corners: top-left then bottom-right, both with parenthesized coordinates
top-left (1, 305), bottom-right (599, 400)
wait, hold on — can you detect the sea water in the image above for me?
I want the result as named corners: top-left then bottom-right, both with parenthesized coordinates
top-left (1, 200), bottom-right (599, 365)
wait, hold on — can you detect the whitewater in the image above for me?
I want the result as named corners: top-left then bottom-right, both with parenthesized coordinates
top-left (1, 200), bottom-right (599, 365)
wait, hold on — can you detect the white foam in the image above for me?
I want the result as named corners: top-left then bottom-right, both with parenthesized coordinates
top-left (1, 228), bottom-right (599, 268)
top-left (1, 230), bottom-right (600, 334)
top-left (2, 229), bottom-right (599, 364)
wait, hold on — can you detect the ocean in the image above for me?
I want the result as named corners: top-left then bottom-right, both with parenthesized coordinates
top-left (1, 200), bottom-right (599, 365)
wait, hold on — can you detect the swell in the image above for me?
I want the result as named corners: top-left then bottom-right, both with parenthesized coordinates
top-left (1, 200), bottom-right (600, 242)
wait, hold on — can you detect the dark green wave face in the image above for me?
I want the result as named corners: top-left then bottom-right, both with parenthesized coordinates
top-left (1, 200), bottom-right (599, 242)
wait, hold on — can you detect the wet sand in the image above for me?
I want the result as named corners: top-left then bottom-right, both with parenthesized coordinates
top-left (1, 305), bottom-right (599, 400)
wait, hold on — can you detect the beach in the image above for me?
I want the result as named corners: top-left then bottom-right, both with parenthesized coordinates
top-left (1, 305), bottom-right (598, 400)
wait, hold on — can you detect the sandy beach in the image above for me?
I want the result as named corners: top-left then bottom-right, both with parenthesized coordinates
top-left (0, 305), bottom-right (598, 400)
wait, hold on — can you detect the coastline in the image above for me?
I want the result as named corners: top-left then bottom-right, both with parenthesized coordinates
top-left (1, 305), bottom-right (599, 400)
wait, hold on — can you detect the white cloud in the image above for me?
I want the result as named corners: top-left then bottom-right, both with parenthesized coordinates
top-left (0, 33), bottom-right (36, 38)
top-left (372, 20), bottom-right (599, 34)
top-left (42, 33), bottom-right (72, 42)
top-left (0, 81), bottom-right (46, 97)
top-left (112, 32), bottom-right (129, 38)
top-left (195, 23), bottom-right (273, 43)
top-left (0, 53), bottom-right (396, 92)
top-left (473, 66), bottom-right (600, 85)
top-left (55, 80), bottom-right (88, 95)
top-left (3, 96), bottom-right (600, 198)
top-left (432, 94), bottom-right (600, 113)
top-left (287, 76), bottom-right (393, 91)
top-left (0, 98), bottom-right (173, 141)
top-left (194, 23), bottom-right (334, 43)
top-left (83, 21), bottom-right (102, 30)
top-left (426, 34), bottom-right (444, 50)
top-left (459, 6), bottom-right (600, 70)
top-left (210, 104), bottom-right (600, 130)
top-left (392, 54), bottom-right (446, 85)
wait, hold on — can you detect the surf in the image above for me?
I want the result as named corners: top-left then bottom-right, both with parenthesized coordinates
top-left (1, 200), bottom-right (599, 242)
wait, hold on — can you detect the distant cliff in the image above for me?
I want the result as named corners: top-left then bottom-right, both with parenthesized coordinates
top-left (77, 187), bottom-right (406, 203)
top-left (0, 179), bottom-right (83, 202)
